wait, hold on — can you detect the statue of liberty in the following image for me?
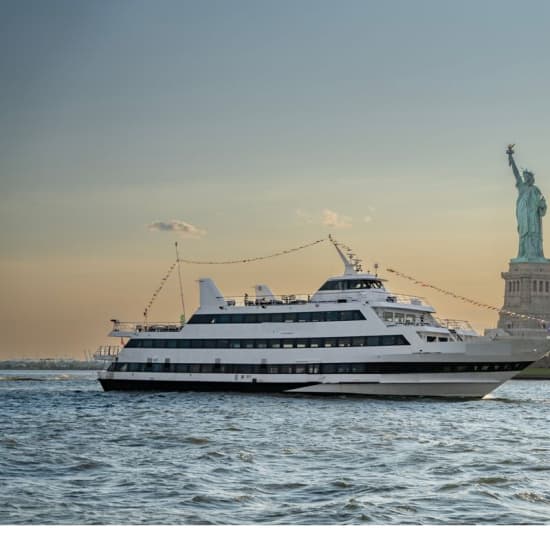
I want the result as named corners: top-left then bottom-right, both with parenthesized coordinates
top-left (507, 144), bottom-right (549, 263)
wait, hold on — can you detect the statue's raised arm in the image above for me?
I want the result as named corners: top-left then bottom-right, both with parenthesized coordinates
top-left (506, 144), bottom-right (522, 185)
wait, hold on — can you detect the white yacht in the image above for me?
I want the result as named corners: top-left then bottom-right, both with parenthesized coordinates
top-left (98, 242), bottom-right (547, 398)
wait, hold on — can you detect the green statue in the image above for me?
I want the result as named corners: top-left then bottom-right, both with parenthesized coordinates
top-left (507, 144), bottom-right (548, 263)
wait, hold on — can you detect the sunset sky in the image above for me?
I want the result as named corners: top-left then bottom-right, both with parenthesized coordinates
top-left (2, 0), bottom-right (550, 359)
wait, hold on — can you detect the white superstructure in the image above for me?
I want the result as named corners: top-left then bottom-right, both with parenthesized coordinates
top-left (98, 242), bottom-right (547, 397)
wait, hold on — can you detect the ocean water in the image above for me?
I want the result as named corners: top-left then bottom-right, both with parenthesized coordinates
top-left (1, 369), bottom-right (550, 525)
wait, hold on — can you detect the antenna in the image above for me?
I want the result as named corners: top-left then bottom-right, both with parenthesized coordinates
top-left (174, 241), bottom-right (186, 323)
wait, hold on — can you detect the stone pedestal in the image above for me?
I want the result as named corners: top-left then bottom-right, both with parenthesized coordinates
top-left (498, 261), bottom-right (550, 334)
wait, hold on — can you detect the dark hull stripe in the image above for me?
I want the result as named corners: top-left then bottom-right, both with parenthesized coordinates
top-left (99, 379), bottom-right (313, 393)
top-left (98, 376), bottom-right (518, 394)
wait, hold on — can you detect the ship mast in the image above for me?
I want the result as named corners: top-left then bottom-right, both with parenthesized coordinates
top-left (328, 234), bottom-right (363, 275)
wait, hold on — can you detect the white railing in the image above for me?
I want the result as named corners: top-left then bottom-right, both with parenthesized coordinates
top-left (109, 320), bottom-right (182, 334)
top-left (93, 345), bottom-right (121, 361)
top-left (224, 294), bottom-right (312, 307)
top-left (435, 318), bottom-right (476, 333)
top-left (373, 292), bottom-right (430, 307)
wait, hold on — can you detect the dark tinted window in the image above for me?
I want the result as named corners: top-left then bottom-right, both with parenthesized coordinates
top-left (128, 333), bottom-right (408, 349)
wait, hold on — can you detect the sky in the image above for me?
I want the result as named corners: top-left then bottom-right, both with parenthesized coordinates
top-left (2, 0), bottom-right (550, 359)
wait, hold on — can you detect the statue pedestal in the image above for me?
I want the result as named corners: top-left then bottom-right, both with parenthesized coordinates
top-left (498, 261), bottom-right (550, 334)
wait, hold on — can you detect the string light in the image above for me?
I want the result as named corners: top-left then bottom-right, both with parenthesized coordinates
top-left (387, 268), bottom-right (548, 326)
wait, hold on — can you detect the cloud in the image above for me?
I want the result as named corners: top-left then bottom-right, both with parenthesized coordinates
top-left (364, 215), bottom-right (373, 223)
top-left (147, 219), bottom-right (206, 238)
top-left (322, 209), bottom-right (352, 228)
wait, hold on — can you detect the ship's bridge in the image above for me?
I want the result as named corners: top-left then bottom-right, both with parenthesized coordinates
top-left (311, 273), bottom-right (388, 303)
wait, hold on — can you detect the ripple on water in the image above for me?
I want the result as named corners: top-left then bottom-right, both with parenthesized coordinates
top-left (3, 371), bottom-right (550, 524)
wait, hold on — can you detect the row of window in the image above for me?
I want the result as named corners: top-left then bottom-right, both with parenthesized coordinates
top-left (533, 280), bottom-right (550, 294)
top-left (507, 279), bottom-right (550, 294)
top-left (107, 361), bottom-right (523, 374)
top-left (319, 279), bottom-right (384, 291)
top-left (124, 334), bottom-right (410, 349)
top-left (187, 310), bottom-right (365, 324)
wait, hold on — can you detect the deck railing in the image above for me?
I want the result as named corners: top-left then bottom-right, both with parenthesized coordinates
top-left (435, 318), bottom-right (476, 333)
top-left (93, 345), bottom-right (121, 361)
top-left (109, 320), bottom-right (183, 334)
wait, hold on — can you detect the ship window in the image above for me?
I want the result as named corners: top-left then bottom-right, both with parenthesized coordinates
top-left (324, 338), bottom-right (336, 348)
top-left (244, 340), bottom-right (254, 349)
top-left (294, 366), bottom-right (306, 374)
top-left (383, 312), bottom-right (393, 322)
top-left (394, 312), bottom-right (405, 324)
top-left (338, 338), bottom-right (351, 347)
top-left (427, 336), bottom-right (436, 342)
top-left (352, 337), bottom-right (365, 346)
top-left (230, 340), bottom-right (241, 348)
top-left (321, 364), bottom-right (337, 374)
top-left (319, 280), bottom-right (339, 291)
top-left (190, 340), bottom-right (204, 348)
top-left (282, 340), bottom-right (294, 348)
top-left (256, 340), bottom-right (267, 348)
top-left (366, 336), bottom-right (380, 346)
top-left (296, 339), bottom-right (307, 348)
top-left (267, 339), bottom-right (280, 348)
top-left (310, 338), bottom-right (322, 348)
top-left (438, 337), bottom-right (448, 342)
top-left (185, 310), bottom-right (365, 324)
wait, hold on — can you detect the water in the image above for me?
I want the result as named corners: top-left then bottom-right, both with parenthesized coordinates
top-left (1, 369), bottom-right (550, 524)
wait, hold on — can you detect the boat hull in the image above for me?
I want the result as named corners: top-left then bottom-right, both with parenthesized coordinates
top-left (98, 365), bottom-right (527, 398)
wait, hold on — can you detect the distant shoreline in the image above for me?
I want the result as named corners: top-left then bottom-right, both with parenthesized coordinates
top-left (0, 361), bottom-right (104, 371)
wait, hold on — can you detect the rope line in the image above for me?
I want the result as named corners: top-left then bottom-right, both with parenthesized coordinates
top-left (386, 267), bottom-right (548, 325)
top-left (177, 238), bottom-right (327, 265)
